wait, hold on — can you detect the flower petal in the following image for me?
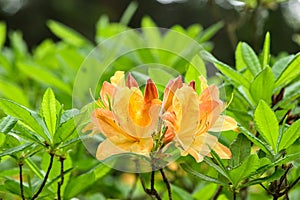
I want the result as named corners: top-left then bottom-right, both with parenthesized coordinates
top-left (110, 71), bottom-right (125, 86)
top-left (162, 76), bottom-right (183, 111)
top-left (126, 73), bottom-right (139, 88)
top-left (209, 115), bottom-right (238, 132)
top-left (144, 79), bottom-right (159, 103)
top-left (100, 81), bottom-right (115, 108)
top-left (171, 85), bottom-right (200, 151)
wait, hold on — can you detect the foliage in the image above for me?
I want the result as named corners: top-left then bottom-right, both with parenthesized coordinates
top-left (0, 3), bottom-right (300, 200)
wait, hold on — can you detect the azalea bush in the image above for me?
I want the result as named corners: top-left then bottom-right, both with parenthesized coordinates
top-left (1, 4), bottom-right (300, 200)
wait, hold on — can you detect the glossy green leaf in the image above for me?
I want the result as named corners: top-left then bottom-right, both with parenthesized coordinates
top-left (256, 152), bottom-right (300, 173)
top-left (0, 116), bottom-right (18, 134)
top-left (229, 154), bottom-right (260, 186)
top-left (242, 168), bottom-right (284, 188)
top-left (25, 158), bottom-right (44, 179)
top-left (192, 183), bottom-right (218, 200)
top-left (0, 98), bottom-right (50, 142)
top-left (204, 157), bottom-right (230, 179)
top-left (254, 100), bottom-right (279, 153)
top-left (0, 142), bottom-right (33, 157)
top-left (54, 118), bottom-right (76, 144)
top-left (275, 53), bottom-right (300, 88)
top-left (47, 20), bottom-right (90, 46)
top-left (250, 67), bottom-right (274, 104)
top-left (241, 42), bottom-right (261, 76)
top-left (0, 22), bottom-right (6, 49)
top-left (239, 125), bottom-right (273, 155)
top-left (261, 32), bottom-right (270, 68)
top-left (41, 88), bottom-right (57, 137)
top-left (180, 163), bottom-right (226, 185)
top-left (229, 134), bottom-right (251, 168)
top-left (202, 51), bottom-right (250, 88)
top-left (272, 55), bottom-right (294, 80)
top-left (278, 119), bottom-right (300, 151)
top-left (4, 179), bottom-right (31, 198)
top-left (185, 55), bottom-right (206, 94)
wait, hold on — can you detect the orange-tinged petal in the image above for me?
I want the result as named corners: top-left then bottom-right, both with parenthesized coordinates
top-left (199, 85), bottom-right (220, 102)
top-left (171, 85), bottom-right (199, 150)
top-left (100, 81), bottom-right (115, 108)
top-left (96, 139), bottom-right (126, 160)
top-left (110, 71), bottom-right (125, 86)
top-left (113, 87), bottom-right (161, 138)
top-left (211, 142), bottom-right (232, 159)
top-left (144, 79), bottom-right (159, 103)
top-left (162, 76), bottom-right (183, 111)
top-left (92, 108), bottom-right (135, 140)
top-left (126, 73), bottom-right (139, 88)
top-left (209, 115), bottom-right (238, 132)
top-left (199, 75), bottom-right (208, 92)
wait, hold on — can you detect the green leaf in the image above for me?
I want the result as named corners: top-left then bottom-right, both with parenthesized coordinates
top-left (47, 20), bottom-right (90, 47)
top-left (0, 142), bottom-right (33, 157)
top-left (238, 125), bottom-right (273, 155)
top-left (229, 134), bottom-right (251, 168)
top-left (201, 51), bottom-right (250, 88)
top-left (141, 16), bottom-right (161, 47)
top-left (261, 32), bottom-right (271, 68)
top-left (272, 55), bottom-right (294, 80)
top-left (229, 154), bottom-right (260, 187)
top-left (0, 22), bottom-right (6, 49)
top-left (9, 31), bottom-right (28, 60)
top-left (0, 98), bottom-right (50, 142)
top-left (256, 152), bottom-right (300, 173)
top-left (185, 55), bottom-right (206, 94)
top-left (25, 158), bottom-right (44, 179)
top-left (0, 79), bottom-right (30, 107)
top-left (168, 184), bottom-right (194, 200)
top-left (17, 62), bottom-right (72, 95)
top-left (193, 183), bottom-right (218, 200)
top-left (242, 168), bottom-right (285, 188)
top-left (254, 100), bottom-right (279, 153)
top-left (0, 116), bottom-right (18, 134)
top-left (278, 119), bottom-right (300, 151)
top-left (204, 157), bottom-right (230, 179)
top-left (250, 67), bottom-right (275, 104)
top-left (180, 163), bottom-right (226, 185)
top-left (275, 53), bottom-right (300, 88)
top-left (54, 118), bottom-right (76, 144)
top-left (4, 179), bottom-right (31, 198)
top-left (41, 88), bottom-right (57, 137)
top-left (198, 21), bottom-right (224, 43)
top-left (120, 1), bottom-right (138, 25)
top-left (241, 42), bottom-right (261, 76)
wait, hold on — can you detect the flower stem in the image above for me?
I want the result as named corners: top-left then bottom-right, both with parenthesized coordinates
top-left (31, 152), bottom-right (54, 200)
top-left (57, 156), bottom-right (65, 200)
top-left (212, 186), bottom-right (223, 200)
top-left (159, 168), bottom-right (172, 200)
top-left (18, 163), bottom-right (25, 200)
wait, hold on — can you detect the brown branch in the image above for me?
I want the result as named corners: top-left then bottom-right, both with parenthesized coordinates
top-left (31, 153), bottom-right (55, 200)
top-left (160, 168), bottom-right (172, 200)
top-left (212, 186), bottom-right (223, 200)
top-left (19, 163), bottom-right (25, 200)
top-left (57, 157), bottom-right (65, 200)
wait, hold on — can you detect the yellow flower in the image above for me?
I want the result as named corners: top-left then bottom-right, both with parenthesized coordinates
top-left (89, 71), bottom-right (161, 160)
top-left (163, 76), bottom-right (237, 162)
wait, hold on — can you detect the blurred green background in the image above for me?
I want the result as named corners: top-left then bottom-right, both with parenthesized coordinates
top-left (1, 0), bottom-right (300, 65)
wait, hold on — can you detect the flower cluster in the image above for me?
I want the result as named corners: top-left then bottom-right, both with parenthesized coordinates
top-left (86, 71), bottom-right (237, 163)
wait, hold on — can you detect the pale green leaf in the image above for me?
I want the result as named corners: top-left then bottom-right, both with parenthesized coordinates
top-left (242, 42), bottom-right (261, 76)
top-left (198, 21), bottom-right (224, 43)
top-left (0, 116), bottom-right (18, 134)
top-left (262, 32), bottom-right (270, 68)
top-left (275, 53), bottom-right (300, 88)
top-left (41, 88), bottom-right (57, 137)
top-left (0, 22), bottom-right (6, 49)
top-left (278, 119), bottom-right (300, 150)
top-left (239, 125), bottom-right (273, 155)
top-left (254, 100), bottom-right (279, 153)
top-left (250, 67), bottom-right (275, 104)
top-left (0, 98), bottom-right (50, 142)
